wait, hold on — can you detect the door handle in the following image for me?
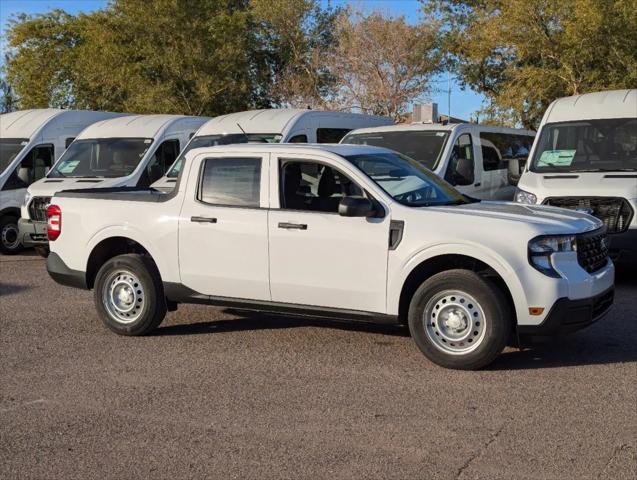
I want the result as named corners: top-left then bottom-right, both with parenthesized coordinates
top-left (474, 182), bottom-right (482, 187)
top-left (278, 222), bottom-right (307, 230)
top-left (191, 216), bottom-right (217, 223)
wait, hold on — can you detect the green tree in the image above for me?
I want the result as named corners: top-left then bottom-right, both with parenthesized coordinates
top-left (424, 0), bottom-right (637, 128)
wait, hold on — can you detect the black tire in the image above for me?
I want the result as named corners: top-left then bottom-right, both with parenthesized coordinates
top-left (94, 254), bottom-right (167, 336)
top-left (34, 246), bottom-right (50, 258)
top-left (408, 269), bottom-right (511, 370)
top-left (0, 215), bottom-right (22, 255)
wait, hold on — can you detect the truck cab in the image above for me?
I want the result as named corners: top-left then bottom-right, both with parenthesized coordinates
top-left (341, 123), bottom-right (535, 201)
top-left (0, 109), bottom-right (126, 254)
top-left (151, 109), bottom-right (392, 191)
top-left (19, 114), bottom-right (208, 253)
top-left (513, 89), bottom-right (637, 264)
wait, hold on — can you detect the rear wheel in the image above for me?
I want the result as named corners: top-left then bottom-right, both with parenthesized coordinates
top-left (94, 254), bottom-right (166, 335)
top-left (408, 269), bottom-right (511, 370)
top-left (0, 215), bottom-right (22, 255)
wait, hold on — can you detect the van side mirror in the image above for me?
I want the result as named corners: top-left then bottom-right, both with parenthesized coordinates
top-left (449, 157), bottom-right (474, 186)
top-left (507, 157), bottom-right (527, 186)
top-left (339, 196), bottom-right (374, 217)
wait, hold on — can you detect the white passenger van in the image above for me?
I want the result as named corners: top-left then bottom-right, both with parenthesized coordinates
top-left (151, 109), bottom-right (392, 190)
top-left (20, 114), bottom-right (208, 253)
top-left (341, 123), bottom-right (535, 200)
top-left (0, 109), bottom-right (126, 254)
top-left (513, 89), bottom-right (637, 264)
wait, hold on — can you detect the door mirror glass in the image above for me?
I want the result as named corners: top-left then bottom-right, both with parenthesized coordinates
top-left (338, 196), bottom-right (374, 217)
top-left (507, 157), bottom-right (527, 186)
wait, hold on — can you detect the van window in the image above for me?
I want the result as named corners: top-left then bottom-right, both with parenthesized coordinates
top-left (198, 157), bottom-right (261, 207)
top-left (288, 134), bottom-right (308, 143)
top-left (65, 137), bottom-right (75, 149)
top-left (279, 160), bottom-right (364, 212)
top-left (1, 144), bottom-right (54, 191)
top-left (530, 118), bottom-right (637, 172)
top-left (0, 138), bottom-right (28, 174)
top-left (445, 134), bottom-right (475, 186)
top-left (342, 130), bottom-right (449, 170)
top-left (317, 128), bottom-right (351, 143)
top-left (479, 132), bottom-right (533, 171)
top-left (141, 139), bottom-right (180, 186)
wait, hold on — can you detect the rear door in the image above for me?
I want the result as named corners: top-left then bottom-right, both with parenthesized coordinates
top-left (178, 152), bottom-right (271, 300)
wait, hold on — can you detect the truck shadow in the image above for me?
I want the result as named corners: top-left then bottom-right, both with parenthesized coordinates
top-left (0, 283), bottom-right (32, 296)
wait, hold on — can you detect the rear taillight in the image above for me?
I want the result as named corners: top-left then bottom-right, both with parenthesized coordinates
top-left (46, 204), bottom-right (62, 241)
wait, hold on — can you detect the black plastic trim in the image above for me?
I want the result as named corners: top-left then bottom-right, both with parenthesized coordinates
top-left (46, 252), bottom-right (88, 289)
top-left (55, 186), bottom-right (175, 203)
top-left (163, 282), bottom-right (399, 324)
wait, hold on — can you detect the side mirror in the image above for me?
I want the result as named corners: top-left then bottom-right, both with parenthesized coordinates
top-left (338, 196), bottom-right (374, 217)
top-left (451, 157), bottom-right (474, 186)
top-left (507, 157), bottom-right (527, 186)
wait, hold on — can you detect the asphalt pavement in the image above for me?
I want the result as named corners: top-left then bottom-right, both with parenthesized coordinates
top-left (1, 252), bottom-right (635, 479)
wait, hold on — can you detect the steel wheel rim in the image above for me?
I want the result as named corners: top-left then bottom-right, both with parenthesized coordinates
top-left (102, 270), bottom-right (144, 324)
top-left (423, 290), bottom-right (486, 355)
top-left (1, 223), bottom-right (20, 250)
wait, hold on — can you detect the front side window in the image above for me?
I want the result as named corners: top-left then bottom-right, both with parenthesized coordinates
top-left (280, 160), bottom-right (364, 213)
top-left (530, 118), bottom-right (637, 172)
top-left (0, 138), bottom-right (29, 175)
top-left (345, 151), bottom-right (472, 207)
top-left (317, 128), bottom-right (351, 143)
top-left (198, 157), bottom-right (261, 207)
top-left (342, 130), bottom-right (449, 170)
top-left (49, 138), bottom-right (152, 178)
top-left (480, 132), bottom-right (533, 171)
top-left (141, 139), bottom-right (180, 186)
top-left (166, 133), bottom-right (282, 178)
top-left (445, 133), bottom-right (475, 186)
top-left (2, 144), bottom-right (54, 191)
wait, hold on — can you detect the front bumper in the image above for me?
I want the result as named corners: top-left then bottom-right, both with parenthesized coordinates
top-left (517, 286), bottom-right (614, 336)
top-left (46, 252), bottom-right (87, 289)
top-left (18, 218), bottom-right (48, 247)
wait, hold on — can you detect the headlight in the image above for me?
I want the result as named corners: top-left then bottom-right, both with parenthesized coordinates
top-left (515, 188), bottom-right (537, 204)
top-left (528, 235), bottom-right (577, 277)
top-left (22, 191), bottom-right (32, 207)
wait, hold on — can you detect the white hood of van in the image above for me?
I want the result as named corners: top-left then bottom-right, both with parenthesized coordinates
top-left (519, 172), bottom-right (637, 202)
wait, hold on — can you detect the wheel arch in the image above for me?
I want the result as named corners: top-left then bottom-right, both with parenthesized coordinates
top-left (0, 207), bottom-right (21, 219)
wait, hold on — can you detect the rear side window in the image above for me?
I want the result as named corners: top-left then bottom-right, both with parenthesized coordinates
top-left (479, 132), bottom-right (533, 171)
top-left (317, 128), bottom-right (351, 143)
top-left (198, 157), bottom-right (261, 207)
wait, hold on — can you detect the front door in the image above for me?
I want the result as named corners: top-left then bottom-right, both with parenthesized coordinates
top-left (178, 153), bottom-right (271, 300)
top-left (267, 155), bottom-right (390, 313)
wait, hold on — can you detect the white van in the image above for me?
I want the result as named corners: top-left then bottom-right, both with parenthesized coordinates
top-left (19, 114), bottom-right (208, 253)
top-left (151, 109), bottom-right (392, 190)
top-left (341, 123), bottom-right (535, 200)
top-left (513, 89), bottom-right (637, 264)
top-left (0, 109), bottom-right (127, 254)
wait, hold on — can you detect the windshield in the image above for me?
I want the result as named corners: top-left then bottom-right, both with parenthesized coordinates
top-left (342, 131), bottom-right (449, 170)
top-left (49, 138), bottom-right (153, 178)
top-left (345, 152), bottom-right (472, 207)
top-left (0, 138), bottom-right (29, 174)
top-left (530, 118), bottom-right (637, 172)
top-left (166, 133), bottom-right (283, 178)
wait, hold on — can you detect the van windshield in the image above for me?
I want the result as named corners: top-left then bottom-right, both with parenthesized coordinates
top-left (49, 138), bottom-right (153, 178)
top-left (530, 118), bottom-right (637, 172)
top-left (0, 138), bottom-right (29, 174)
top-left (345, 152), bottom-right (473, 207)
top-left (166, 133), bottom-right (282, 178)
top-left (342, 131), bottom-right (449, 170)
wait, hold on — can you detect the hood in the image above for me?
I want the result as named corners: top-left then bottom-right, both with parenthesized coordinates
top-left (429, 201), bottom-right (603, 235)
top-left (519, 172), bottom-right (637, 201)
top-left (28, 177), bottom-right (131, 197)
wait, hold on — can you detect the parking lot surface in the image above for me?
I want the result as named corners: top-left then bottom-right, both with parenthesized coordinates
top-left (1, 253), bottom-right (636, 479)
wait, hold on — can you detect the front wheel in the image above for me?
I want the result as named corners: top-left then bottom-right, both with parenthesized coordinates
top-left (94, 254), bottom-right (167, 336)
top-left (0, 215), bottom-right (22, 255)
top-left (408, 269), bottom-right (512, 370)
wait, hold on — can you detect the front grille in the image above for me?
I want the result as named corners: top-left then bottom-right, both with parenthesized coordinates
top-left (576, 229), bottom-right (609, 273)
top-left (543, 197), bottom-right (633, 233)
top-left (28, 196), bottom-right (51, 222)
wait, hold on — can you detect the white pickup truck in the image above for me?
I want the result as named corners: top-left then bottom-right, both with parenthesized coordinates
top-left (45, 144), bottom-right (614, 369)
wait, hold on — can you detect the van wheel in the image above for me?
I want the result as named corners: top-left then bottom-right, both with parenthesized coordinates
top-left (0, 215), bottom-right (22, 255)
top-left (408, 269), bottom-right (511, 370)
top-left (94, 254), bottom-right (167, 336)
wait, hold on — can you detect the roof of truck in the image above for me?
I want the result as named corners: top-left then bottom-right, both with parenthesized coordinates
top-left (542, 89), bottom-right (637, 124)
top-left (77, 114), bottom-right (209, 140)
top-left (186, 142), bottom-right (394, 158)
top-left (196, 109), bottom-right (391, 136)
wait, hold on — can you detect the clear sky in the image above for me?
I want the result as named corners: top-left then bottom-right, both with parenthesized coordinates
top-left (0, 0), bottom-right (485, 119)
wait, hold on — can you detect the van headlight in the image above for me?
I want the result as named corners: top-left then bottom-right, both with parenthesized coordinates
top-left (514, 188), bottom-right (537, 204)
top-left (22, 191), bottom-right (32, 207)
top-left (528, 235), bottom-right (577, 277)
